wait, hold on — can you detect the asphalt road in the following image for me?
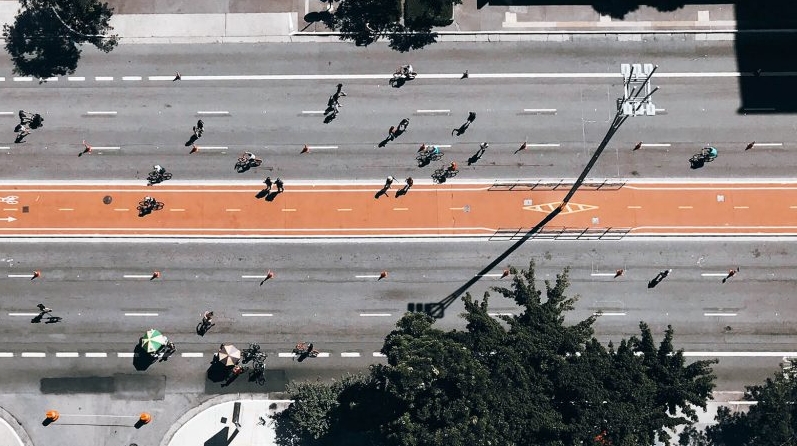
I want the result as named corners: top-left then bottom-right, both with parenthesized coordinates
top-left (0, 239), bottom-right (793, 393)
top-left (0, 40), bottom-right (792, 182)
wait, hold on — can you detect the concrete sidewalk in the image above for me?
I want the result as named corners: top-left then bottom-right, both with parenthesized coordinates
top-left (0, 1), bottom-right (741, 44)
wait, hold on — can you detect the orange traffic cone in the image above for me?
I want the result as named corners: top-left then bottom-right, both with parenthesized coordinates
top-left (79, 140), bottom-right (92, 157)
top-left (189, 144), bottom-right (198, 154)
top-left (301, 145), bottom-right (309, 154)
top-left (501, 269), bottom-right (510, 279)
top-left (378, 271), bottom-right (388, 281)
top-left (633, 142), bottom-right (642, 151)
top-left (32, 270), bottom-right (41, 280)
top-left (745, 141), bottom-right (755, 151)
top-left (266, 270), bottom-right (274, 280)
top-left (139, 412), bottom-right (152, 424)
top-left (151, 271), bottom-right (161, 280)
top-left (614, 269), bottom-right (624, 278)
top-left (45, 410), bottom-right (59, 422)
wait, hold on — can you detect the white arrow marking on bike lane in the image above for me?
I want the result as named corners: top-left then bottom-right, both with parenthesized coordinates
top-left (0, 216), bottom-right (17, 222)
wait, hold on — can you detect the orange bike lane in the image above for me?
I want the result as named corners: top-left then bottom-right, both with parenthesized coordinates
top-left (0, 182), bottom-right (794, 237)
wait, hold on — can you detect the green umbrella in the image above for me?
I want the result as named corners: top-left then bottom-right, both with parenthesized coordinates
top-left (141, 329), bottom-right (168, 353)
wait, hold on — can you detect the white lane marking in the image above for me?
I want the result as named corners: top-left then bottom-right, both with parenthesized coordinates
top-left (90, 147), bottom-right (121, 151)
top-left (43, 77), bottom-right (58, 82)
top-left (678, 206), bottom-right (693, 209)
top-left (0, 353), bottom-right (12, 358)
top-left (181, 352), bottom-right (204, 358)
top-left (58, 208), bottom-right (74, 211)
top-left (197, 111), bottom-right (230, 115)
top-left (488, 312), bottom-right (514, 317)
top-left (85, 352), bottom-right (107, 358)
top-left (86, 111), bottom-right (118, 116)
top-left (241, 275), bottom-right (268, 279)
top-left (13, 77), bottom-right (32, 82)
top-left (0, 77), bottom-right (5, 82)
top-left (734, 206), bottom-right (750, 209)
top-left (124, 312), bottom-right (158, 317)
top-left (341, 352), bottom-right (361, 357)
top-left (628, 205), bottom-right (642, 209)
top-left (523, 108), bottom-right (557, 113)
top-left (359, 313), bottom-right (392, 317)
top-left (282, 209), bottom-right (295, 212)
top-left (752, 142), bottom-right (783, 147)
top-left (21, 352), bottom-right (46, 358)
top-left (704, 312), bottom-right (737, 317)
top-left (123, 274), bottom-right (153, 279)
top-left (337, 208), bottom-right (352, 212)
top-left (595, 312), bottom-right (627, 316)
top-left (113, 208), bottom-right (129, 212)
top-left (170, 209), bottom-right (185, 212)
top-left (640, 143), bottom-right (671, 147)
top-left (226, 209), bottom-right (241, 212)
top-left (591, 273), bottom-right (617, 276)
top-left (56, 352), bottom-right (79, 358)
top-left (117, 352), bottom-right (135, 358)
top-left (68, 76), bottom-right (85, 81)
top-left (278, 353), bottom-right (294, 358)
top-left (241, 313), bottom-right (273, 317)
top-left (0, 147), bottom-right (10, 151)
top-left (122, 76), bottom-right (142, 81)
top-left (192, 146), bottom-right (228, 150)
top-left (701, 273), bottom-right (729, 277)
top-left (8, 313), bottom-right (38, 317)
top-left (0, 112), bottom-right (14, 116)
top-left (95, 76), bottom-right (114, 81)
top-left (416, 109), bottom-right (450, 113)
top-left (306, 146), bottom-right (338, 150)
top-left (528, 143), bottom-right (560, 147)
top-left (316, 352), bottom-right (330, 358)
top-left (393, 207), bottom-right (408, 211)
top-left (301, 111), bottom-right (325, 115)
top-left (355, 275), bottom-right (382, 278)
top-left (7, 274), bottom-right (34, 278)
top-left (373, 352), bottom-right (386, 357)
top-left (476, 273), bottom-right (504, 277)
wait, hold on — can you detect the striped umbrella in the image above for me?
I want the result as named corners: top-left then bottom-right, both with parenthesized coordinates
top-left (218, 344), bottom-right (241, 366)
top-left (140, 329), bottom-right (168, 353)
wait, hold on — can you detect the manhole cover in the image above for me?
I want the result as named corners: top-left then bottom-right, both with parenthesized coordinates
top-left (103, 195), bottom-right (112, 204)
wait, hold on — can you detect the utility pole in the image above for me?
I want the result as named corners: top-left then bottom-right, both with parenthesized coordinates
top-left (561, 63), bottom-right (658, 204)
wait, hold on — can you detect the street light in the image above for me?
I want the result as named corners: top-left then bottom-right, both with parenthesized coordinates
top-left (561, 63), bottom-right (658, 204)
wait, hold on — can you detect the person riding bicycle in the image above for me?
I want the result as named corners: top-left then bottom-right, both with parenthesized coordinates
top-left (202, 311), bottom-right (214, 325)
top-left (703, 146), bottom-right (718, 159)
top-left (401, 64), bottom-right (414, 77)
top-left (143, 196), bottom-right (157, 210)
top-left (244, 151), bottom-right (257, 163)
top-left (447, 161), bottom-right (458, 172)
top-left (153, 164), bottom-right (165, 176)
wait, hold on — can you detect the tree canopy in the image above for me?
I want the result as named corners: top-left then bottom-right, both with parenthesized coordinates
top-left (678, 360), bottom-right (797, 446)
top-left (3, 0), bottom-right (118, 79)
top-left (328, 0), bottom-right (460, 51)
top-left (273, 261), bottom-right (717, 446)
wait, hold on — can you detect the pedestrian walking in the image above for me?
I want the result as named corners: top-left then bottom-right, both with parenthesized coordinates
top-left (193, 119), bottom-right (204, 138)
top-left (401, 177), bottom-right (414, 193)
top-left (722, 267), bottom-right (740, 283)
top-left (384, 176), bottom-right (395, 189)
top-left (161, 342), bottom-right (176, 361)
top-left (477, 142), bottom-right (489, 157)
top-left (275, 177), bottom-right (284, 193)
top-left (263, 176), bottom-right (272, 193)
top-left (334, 83), bottom-right (347, 99)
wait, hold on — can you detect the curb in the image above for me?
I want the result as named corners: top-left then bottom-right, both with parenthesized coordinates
top-left (0, 405), bottom-right (31, 446)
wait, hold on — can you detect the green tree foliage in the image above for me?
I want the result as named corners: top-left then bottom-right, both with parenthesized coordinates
top-left (330, 0), bottom-right (461, 51)
top-left (691, 361), bottom-right (797, 446)
top-left (3, 0), bottom-right (118, 79)
top-left (273, 260), bottom-right (717, 446)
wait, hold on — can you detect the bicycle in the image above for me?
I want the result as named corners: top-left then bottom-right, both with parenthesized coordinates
top-left (236, 156), bottom-right (263, 170)
top-left (147, 170), bottom-right (173, 186)
top-left (431, 166), bottom-right (459, 184)
top-left (136, 200), bottom-right (164, 213)
top-left (416, 149), bottom-right (443, 167)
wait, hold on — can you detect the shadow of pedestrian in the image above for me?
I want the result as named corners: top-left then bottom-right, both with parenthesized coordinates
top-left (689, 159), bottom-right (705, 169)
top-left (467, 153), bottom-right (482, 166)
top-left (207, 361), bottom-right (229, 383)
top-left (30, 313), bottom-right (44, 323)
top-left (389, 77), bottom-right (405, 88)
top-left (138, 207), bottom-right (152, 218)
top-left (377, 138), bottom-right (391, 148)
top-left (395, 188), bottom-right (408, 198)
top-left (647, 270), bottom-right (670, 288)
top-left (323, 113), bottom-right (336, 124)
top-left (184, 134), bottom-right (198, 147)
top-left (374, 187), bottom-right (389, 199)
top-left (452, 123), bottom-right (469, 136)
top-left (255, 189), bottom-right (269, 199)
top-left (265, 191), bottom-right (280, 202)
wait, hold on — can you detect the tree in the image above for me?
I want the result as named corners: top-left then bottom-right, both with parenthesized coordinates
top-left (330, 0), bottom-right (461, 51)
top-left (692, 361), bottom-right (797, 446)
top-left (273, 260), bottom-right (717, 446)
top-left (3, 0), bottom-right (118, 79)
